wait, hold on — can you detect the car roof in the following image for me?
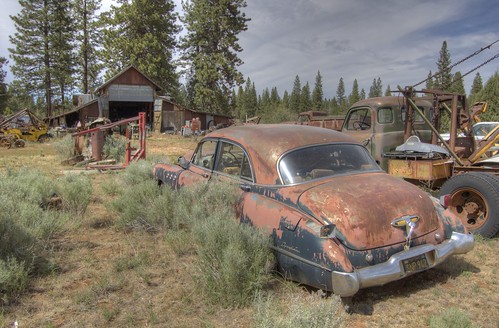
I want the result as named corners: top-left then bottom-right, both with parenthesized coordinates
top-left (203, 124), bottom-right (359, 184)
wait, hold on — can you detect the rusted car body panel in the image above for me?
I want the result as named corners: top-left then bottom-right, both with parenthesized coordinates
top-left (153, 124), bottom-right (473, 296)
top-left (342, 96), bottom-right (433, 170)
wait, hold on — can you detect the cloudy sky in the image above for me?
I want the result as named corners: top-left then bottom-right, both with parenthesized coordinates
top-left (1, 0), bottom-right (498, 98)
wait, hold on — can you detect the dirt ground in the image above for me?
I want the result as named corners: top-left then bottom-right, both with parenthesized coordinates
top-left (0, 134), bottom-right (498, 328)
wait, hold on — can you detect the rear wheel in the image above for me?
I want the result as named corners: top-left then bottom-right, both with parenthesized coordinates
top-left (439, 172), bottom-right (499, 238)
top-left (0, 137), bottom-right (12, 148)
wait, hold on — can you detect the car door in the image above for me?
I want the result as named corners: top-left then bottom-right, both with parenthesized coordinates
top-left (178, 139), bottom-right (218, 186)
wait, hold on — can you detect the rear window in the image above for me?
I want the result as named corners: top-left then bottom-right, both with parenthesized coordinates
top-left (401, 106), bottom-right (426, 123)
top-left (377, 107), bottom-right (393, 124)
top-left (278, 144), bottom-right (381, 184)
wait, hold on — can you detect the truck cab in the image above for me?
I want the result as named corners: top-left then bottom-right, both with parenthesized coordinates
top-left (341, 96), bottom-right (433, 170)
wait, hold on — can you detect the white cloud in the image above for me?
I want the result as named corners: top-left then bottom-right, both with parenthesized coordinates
top-left (238, 0), bottom-right (499, 96)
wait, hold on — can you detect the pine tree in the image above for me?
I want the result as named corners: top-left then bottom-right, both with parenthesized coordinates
top-left (236, 85), bottom-right (245, 118)
top-left (384, 85), bottom-right (391, 96)
top-left (336, 77), bottom-right (346, 111)
top-left (435, 41), bottom-right (452, 91)
top-left (450, 71), bottom-right (465, 95)
top-left (101, 0), bottom-right (180, 96)
top-left (426, 70), bottom-right (433, 90)
top-left (282, 90), bottom-right (290, 109)
top-left (270, 87), bottom-right (280, 104)
top-left (331, 97), bottom-right (339, 114)
top-left (368, 77), bottom-right (383, 97)
top-left (312, 71), bottom-right (323, 110)
top-left (180, 0), bottom-right (249, 112)
top-left (473, 72), bottom-right (499, 121)
top-left (360, 88), bottom-right (366, 100)
top-left (260, 87), bottom-right (270, 109)
top-left (290, 75), bottom-right (301, 113)
top-left (242, 77), bottom-right (257, 118)
top-left (469, 72), bottom-right (483, 103)
top-left (74, 0), bottom-right (102, 93)
top-left (9, 0), bottom-right (56, 116)
top-left (0, 57), bottom-right (8, 115)
top-left (348, 79), bottom-right (360, 105)
top-left (300, 82), bottom-right (311, 112)
top-left (51, 0), bottom-right (76, 107)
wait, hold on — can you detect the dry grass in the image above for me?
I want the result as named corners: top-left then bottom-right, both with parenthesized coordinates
top-left (0, 133), bottom-right (498, 328)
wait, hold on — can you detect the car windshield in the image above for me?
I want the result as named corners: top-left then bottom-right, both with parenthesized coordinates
top-left (278, 144), bottom-right (381, 184)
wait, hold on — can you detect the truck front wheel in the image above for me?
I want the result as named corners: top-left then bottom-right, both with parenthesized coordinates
top-left (439, 172), bottom-right (499, 238)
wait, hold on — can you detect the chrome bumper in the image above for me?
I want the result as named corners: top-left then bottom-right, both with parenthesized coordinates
top-left (332, 232), bottom-right (474, 297)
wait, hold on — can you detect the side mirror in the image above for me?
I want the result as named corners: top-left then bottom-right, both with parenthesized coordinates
top-left (178, 156), bottom-right (190, 169)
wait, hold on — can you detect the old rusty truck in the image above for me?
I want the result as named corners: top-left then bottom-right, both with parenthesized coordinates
top-left (340, 87), bottom-right (499, 238)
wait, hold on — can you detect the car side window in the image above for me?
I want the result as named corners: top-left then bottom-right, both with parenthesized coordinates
top-left (192, 140), bottom-right (217, 169)
top-left (216, 142), bottom-right (253, 181)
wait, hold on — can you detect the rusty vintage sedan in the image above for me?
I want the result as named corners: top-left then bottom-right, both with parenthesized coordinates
top-left (153, 124), bottom-right (474, 297)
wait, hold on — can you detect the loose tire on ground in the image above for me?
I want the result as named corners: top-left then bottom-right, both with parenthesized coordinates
top-left (439, 172), bottom-right (499, 238)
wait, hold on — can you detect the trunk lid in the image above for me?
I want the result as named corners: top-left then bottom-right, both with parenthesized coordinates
top-left (297, 173), bottom-right (439, 250)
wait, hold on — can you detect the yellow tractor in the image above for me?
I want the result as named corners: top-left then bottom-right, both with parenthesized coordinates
top-left (0, 109), bottom-right (50, 147)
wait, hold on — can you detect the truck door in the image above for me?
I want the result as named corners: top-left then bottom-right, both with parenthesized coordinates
top-left (342, 107), bottom-right (374, 154)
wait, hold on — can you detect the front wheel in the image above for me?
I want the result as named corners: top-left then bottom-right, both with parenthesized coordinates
top-left (439, 172), bottom-right (499, 238)
top-left (38, 134), bottom-right (50, 143)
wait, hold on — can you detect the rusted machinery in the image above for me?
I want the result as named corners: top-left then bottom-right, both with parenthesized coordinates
top-left (0, 109), bottom-right (50, 145)
top-left (71, 112), bottom-right (146, 170)
top-left (383, 87), bottom-right (499, 237)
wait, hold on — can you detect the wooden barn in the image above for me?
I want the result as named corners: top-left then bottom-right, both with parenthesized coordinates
top-left (49, 65), bottom-right (161, 128)
top-left (155, 96), bottom-right (233, 133)
top-left (48, 65), bottom-right (232, 133)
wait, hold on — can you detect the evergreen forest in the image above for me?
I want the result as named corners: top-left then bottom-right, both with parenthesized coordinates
top-left (1, 0), bottom-right (498, 123)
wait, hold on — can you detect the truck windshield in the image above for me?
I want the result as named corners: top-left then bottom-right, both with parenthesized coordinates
top-left (278, 144), bottom-right (381, 184)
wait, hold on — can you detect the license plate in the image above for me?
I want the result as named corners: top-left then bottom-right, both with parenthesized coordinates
top-left (402, 254), bottom-right (429, 273)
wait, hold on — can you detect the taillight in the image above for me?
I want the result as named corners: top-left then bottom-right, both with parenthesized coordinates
top-left (439, 194), bottom-right (451, 208)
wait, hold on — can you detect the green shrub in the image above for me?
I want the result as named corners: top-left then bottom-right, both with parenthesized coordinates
top-left (120, 160), bottom-right (155, 185)
top-left (100, 174), bottom-right (123, 197)
top-left (110, 169), bottom-right (274, 308)
top-left (111, 179), bottom-right (162, 230)
top-left (192, 209), bottom-right (274, 308)
top-left (253, 291), bottom-right (345, 328)
top-left (429, 307), bottom-right (472, 328)
top-left (0, 257), bottom-right (30, 304)
top-left (57, 173), bottom-right (93, 216)
top-left (103, 135), bottom-right (127, 163)
top-left (1, 168), bottom-right (57, 205)
top-left (0, 168), bottom-right (83, 303)
top-left (53, 134), bottom-right (76, 160)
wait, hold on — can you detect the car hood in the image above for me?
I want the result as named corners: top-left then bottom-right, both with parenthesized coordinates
top-left (297, 173), bottom-right (440, 250)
